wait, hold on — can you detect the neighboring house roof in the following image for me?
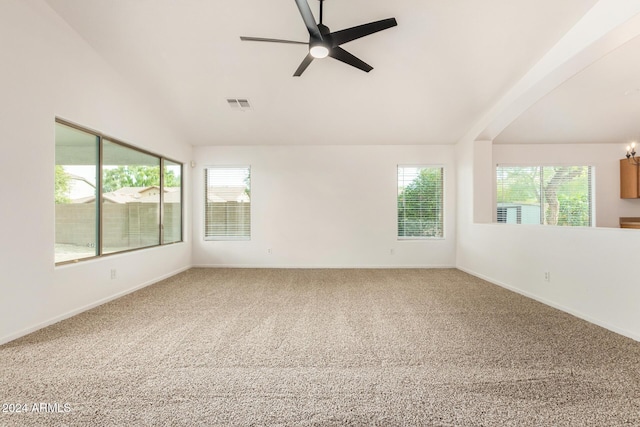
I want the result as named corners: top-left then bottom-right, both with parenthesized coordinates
top-left (115, 186), bottom-right (160, 198)
top-left (206, 186), bottom-right (250, 203)
top-left (114, 186), bottom-right (154, 194)
top-left (103, 193), bottom-right (134, 204)
top-left (72, 186), bottom-right (182, 204)
top-left (139, 190), bottom-right (181, 203)
top-left (72, 195), bottom-right (96, 204)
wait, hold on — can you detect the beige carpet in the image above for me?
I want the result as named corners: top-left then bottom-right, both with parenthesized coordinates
top-left (1, 268), bottom-right (639, 426)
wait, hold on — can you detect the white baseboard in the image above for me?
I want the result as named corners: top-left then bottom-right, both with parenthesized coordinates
top-left (457, 265), bottom-right (640, 343)
top-left (0, 265), bottom-right (191, 346)
top-left (191, 264), bottom-right (456, 269)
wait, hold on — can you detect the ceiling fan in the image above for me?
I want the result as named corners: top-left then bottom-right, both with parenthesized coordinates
top-left (240, 0), bottom-right (397, 76)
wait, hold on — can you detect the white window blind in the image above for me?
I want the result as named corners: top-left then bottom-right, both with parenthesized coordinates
top-left (496, 165), bottom-right (593, 226)
top-left (397, 166), bottom-right (444, 239)
top-left (204, 166), bottom-right (251, 240)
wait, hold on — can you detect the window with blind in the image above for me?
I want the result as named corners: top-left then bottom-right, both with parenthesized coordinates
top-left (397, 166), bottom-right (444, 239)
top-left (204, 167), bottom-right (251, 240)
top-left (496, 165), bottom-right (593, 226)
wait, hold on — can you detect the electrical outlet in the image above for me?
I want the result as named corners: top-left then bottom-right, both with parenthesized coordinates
top-left (110, 269), bottom-right (117, 280)
top-left (390, 248), bottom-right (395, 255)
top-left (267, 248), bottom-right (272, 255)
top-left (544, 271), bottom-right (551, 282)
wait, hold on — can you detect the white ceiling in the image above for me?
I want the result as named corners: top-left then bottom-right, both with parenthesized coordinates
top-left (44, 0), bottom-right (604, 146)
top-left (495, 31), bottom-right (640, 145)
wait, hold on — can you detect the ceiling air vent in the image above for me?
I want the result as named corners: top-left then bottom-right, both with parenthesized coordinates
top-left (227, 98), bottom-right (252, 112)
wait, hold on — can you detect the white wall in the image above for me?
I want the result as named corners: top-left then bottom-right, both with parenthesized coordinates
top-left (457, 139), bottom-right (640, 341)
top-left (0, 0), bottom-right (192, 344)
top-left (192, 145), bottom-right (456, 268)
top-left (493, 143), bottom-right (640, 227)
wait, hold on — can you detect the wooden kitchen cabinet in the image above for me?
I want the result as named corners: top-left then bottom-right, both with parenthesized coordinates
top-left (620, 158), bottom-right (640, 198)
top-left (620, 217), bottom-right (640, 229)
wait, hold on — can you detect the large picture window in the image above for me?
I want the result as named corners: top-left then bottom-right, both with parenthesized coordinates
top-left (54, 120), bottom-right (183, 264)
top-left (496, 165), bottom-right (593, 226)
top-left (397, 166), bottom-right (444, 239)
top-left (204, 167), bottom-right (251, 240)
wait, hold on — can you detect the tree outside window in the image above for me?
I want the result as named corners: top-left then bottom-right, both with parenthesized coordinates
top-left (397, 166), bottom-right (444, 238)
top-left (496, 165), bottom-right (592, 227)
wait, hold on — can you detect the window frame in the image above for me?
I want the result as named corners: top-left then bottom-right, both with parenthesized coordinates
top-left (162, 158), bottom-right (184, 245)
top-left (495, 163), bottom-right (594, 227)
top-left (397, 164), bottom-right (445, 240)
top-left (55, 118), bottom-right (184, 266)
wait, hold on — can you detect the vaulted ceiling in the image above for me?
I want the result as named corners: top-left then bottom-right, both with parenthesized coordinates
top-left (45, 0), bottom-right (639, 146)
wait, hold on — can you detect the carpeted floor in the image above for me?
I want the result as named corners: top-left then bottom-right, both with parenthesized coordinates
top-left (1, 268), bottom-right (639, 426)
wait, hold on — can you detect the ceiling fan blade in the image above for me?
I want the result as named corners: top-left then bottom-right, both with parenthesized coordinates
top-left (329, 47), bottom-right (373, 73)
top-left (293, 53), bottom-right (314, 77)
top-left (329, 18), bottom-right (398, 47)
top-left (240, 36), bottom-right (308, 45)
top-left (294, 0), bottom-right (323, 40)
